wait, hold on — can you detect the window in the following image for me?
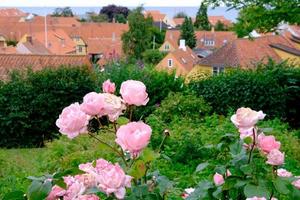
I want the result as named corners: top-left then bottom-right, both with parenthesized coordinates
top-left (165, 44), bottom-right (170, 50)
top-left (78, 46), bottom-right (83, 53)
top-left (204, 39), bottom-right (215, 46)
top-left (213, 66), bottom-right (225, 75)
top-left (167, 59), bottom-right (173, 67)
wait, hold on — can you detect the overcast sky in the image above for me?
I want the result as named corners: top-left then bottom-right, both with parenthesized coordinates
top-left (1, 0), bottom-right (205, 7)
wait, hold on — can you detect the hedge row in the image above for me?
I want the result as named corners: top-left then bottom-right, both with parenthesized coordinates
top-left (188, 62), bottom-right (300, 127)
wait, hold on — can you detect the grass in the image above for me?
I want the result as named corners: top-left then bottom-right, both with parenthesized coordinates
top-left (0, 148), bottom-right (47, 196)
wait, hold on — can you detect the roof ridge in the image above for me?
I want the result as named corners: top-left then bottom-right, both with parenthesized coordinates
top-left (0, 53), bottom-right (87, 57)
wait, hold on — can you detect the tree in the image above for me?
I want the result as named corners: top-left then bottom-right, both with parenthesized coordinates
top-left (174, 12), bottom-right (187, 18)
top-left (215, 20), bottom-right (226, 31)
top-left (142, 49), bottom-right (165, 65)
top-left (205, 0), bottom-right (300, 35)
top-left (115, 14), bottom-right (127, 23)
top-left (52, 7), bottom-right (74, 17)
top-left (87, 12), bottom-right (108, 22)
top-left (194, 2), bottom-right (211, 30)
top-left (122, 7), bottom-right (153, 59)
top-left (180, 17), bottom-right (197, 49)
top-left (100, 4), bottom-right (130, 22)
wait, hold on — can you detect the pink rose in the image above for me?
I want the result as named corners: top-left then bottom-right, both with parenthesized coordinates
top-left (102, 93), bottom-right (126, 122)
top-left (120, 80), bottom-right (149, 106)
top-left (75, 174), bottom-right (97, 188)
top-left (102, 79), bottom-right (116, 94)
top-left (246, 197), bottom-right (266, 200)
top-left (79, 159), bottom-right (131, 199)
top-left (213, 172), bottom-right (224, 186)
top-left (258, 133), bottom-right (281, 154)
top-left (277, 168), bottom-right (292, 177)
top-left (181, 188), bottom-right (195, 199)
top-left (47, 185), bottom-right (65, 200)
top-left (231, 107), bottom-right (266, 133)
top-left (56, 103), bottom-right (90, 139)
top-left (115, 122), bottom-right (152, 157)
top-left (78, 194), bottom-right (100, 200)
top-left (226, 169), bottom-right (232, 177)
top-left (266, 149), bottom-right (284, 166)
top-left (292, 178), bottom-right (300, 189)
top-left (80, 92), bottom-right (105, 116)
top-left (63, 176), bottom-right (86, 200)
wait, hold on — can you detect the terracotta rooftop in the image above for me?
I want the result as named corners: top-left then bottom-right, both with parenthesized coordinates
top-left (0, 54), bottom-right (91, 80)
top-left (31, 16), bottom-right (81, 27)
top-left (144, 10), bottom-right (166, 22)
top-left (20, 40), bottom-right (51, 55)
top-left (199, 35), bottom-right (298, 68)
top-left (208, 16), bottom-right (232, 27)
top-left (171, 46), bottom-right (200, 72)
top-left (0, 8), bottom-right (27, 17)
top-left (0, 46), bottom-right (17, 54)
top-left (165, 30), bottom-right (237, 50)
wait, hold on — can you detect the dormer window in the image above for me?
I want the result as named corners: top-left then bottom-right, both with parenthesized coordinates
top-left (213, 66), bottom-right (225, 75)
top-left (204, 39), bottom-right (215, 46)
top-left (165, 44), bottom-right (170, 50)
top-left (167, 59), bottom-right (173, 68)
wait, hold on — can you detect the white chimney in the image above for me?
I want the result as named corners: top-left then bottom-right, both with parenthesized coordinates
top-left (179, 39), bottom-right (186, 51)
top-left (112, 32), bottom-right (116, 42)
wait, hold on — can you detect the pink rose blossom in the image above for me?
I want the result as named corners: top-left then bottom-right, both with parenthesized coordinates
top-left (78, 194), bottom-right (100, 200)
top-left (231, 107), bottom-right (266, 133)
top-left (63, 176), bottom-right (86, 200)
top-left (79, 159), bottom-right (132, 199)
top-left (102, 79), bottom-right (116, 94)
top-left (47, 185), bottom-right (65, 200)
top-left (102, 93), bottom-right (126, 122)
top-left (80, 92), bottom-right (105, 116)
top-left (181, 188), bottom-right (195, 199)
top-left (226, 169), bottom-right (232, 177)
top-left (258, 133), bottom-right (281, 154)
top-left (213, 172), bottom-right (224, 186)
top-left (120, 80), bottom-right (149, 106)
top-left (246, 197), bottom-right (266, 200)
top-left (292, 178), bottom-right (300, 189)
top-left (56, 103), bottom-right (90, 139)
top-left (75, 173), bottom-right (97, 188)
top-left (277, 168), bottom-right (292, 177)
top-left (266, 149), bottom-right (284, 166)
top-left (116, 122), bottom-right (152, 157)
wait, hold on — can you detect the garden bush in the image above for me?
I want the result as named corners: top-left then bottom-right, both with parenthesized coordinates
top-left (96, 62), bottom-right (185, 120)
top-left (0, 66), bottom-right (96, 148)
top-left (188, 62), bottom-right (300, 127)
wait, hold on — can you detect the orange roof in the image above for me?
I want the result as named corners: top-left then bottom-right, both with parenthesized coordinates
top-left (165, 30), bottom-right (237, 50)
top-left (173, 17), bottom-right (196, 26)
top-left (144, 10), bottom-right (166, 21)
top-left (0, 8), bottom-right (27, 17)
top-left (0, 46), bottom-right (17, 54)
top-left (208, 16), bottom-right (232, 26)
top-left (0, 54), bottom-right (91, 80)
top-left (170, 46), bottom-right (200, 72)
top-left (31, 16), bottom-right (81, 27)
top-left (199, 35), bottom-right (298, 68)
top-left (31, 29), bottom-right (76, 55)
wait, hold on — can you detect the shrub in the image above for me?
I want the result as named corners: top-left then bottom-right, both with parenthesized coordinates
top-left (96, 62), bottom-right (185, 120)
top-left (188, 62), bottom-right (300, 127)
top-left (142, 49), bottom-right (165, 65)
top-left (0, 67), bottom-right (96, 148)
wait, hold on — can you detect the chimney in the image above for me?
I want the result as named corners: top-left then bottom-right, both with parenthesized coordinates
top-left (112, 32), bottom-right (116, 42)
top-left (179, 39), bottom-right (186, 51)
top-left (26, 35), bottom-right (33, 44)
top-left (112, 17), bottom-right (115, 23)
top-left (211, 26), bottom-right (215, 33)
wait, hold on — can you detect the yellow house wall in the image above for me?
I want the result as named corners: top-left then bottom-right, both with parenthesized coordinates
top-left (0, 35), bottom-right (7, 47)
top-left (273, 49), bottom-right (300, 66)
top-left (72, 38), bottom-right (87, 55)
top-left (159, 41), bottom-right (176, 52)
top-left (19, 34), bottom-right (28, 43)
top-left (156, 53), bottom-right (189, 76)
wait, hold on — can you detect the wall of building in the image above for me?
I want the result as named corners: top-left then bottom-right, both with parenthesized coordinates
top-left (159, 41), bottom-right (176, 52)
top-left (274, 49), bottom-right (300, 66)
top-left (16, 42), bottom-right (31, 54)
top-left (156, 53), bottom-right (189, 76)
top-left (0, 35), bottom-right (7, 47)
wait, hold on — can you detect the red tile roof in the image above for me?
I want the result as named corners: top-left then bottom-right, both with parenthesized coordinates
top-left (31, 16), bottom-right (81, 27)
top-left (0, 8), bottom-right (27, 17)
top-left (171, 46), bottom-right (200, 72)
top-left (199, 35), bottom-right (298, 68)
top-left (164, 30), bottom-right (237, 50)
top-left (20, 40), bottom-right (51, 55)
top-left (144, 10), bottom-right (166, 22)
top-left (0, 46), bottom-right (17, 54)
top-left (208, 16), bottom-right (232, 27)
top-left (0, 54), bottom-right (91, 80)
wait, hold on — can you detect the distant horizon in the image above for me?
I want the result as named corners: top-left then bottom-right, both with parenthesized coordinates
top-left (0, 6), bottom-right (238, 21)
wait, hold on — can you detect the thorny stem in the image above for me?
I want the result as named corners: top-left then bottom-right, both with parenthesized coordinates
top-left (270, 166), bottom-right (277, 200)
top-left (129, 105), bottom-right (134, 122)
top-left (113, 121), bottom-right (117, 133)
top-left (247, 128), bottom-right (256, 164)
top-left (88, 132), bottom-right (128, 167)
top-left (158, 130), bottom-right (170, 153)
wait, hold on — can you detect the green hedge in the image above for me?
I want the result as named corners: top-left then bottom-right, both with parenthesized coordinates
top-left (0, 67), bottom-right (96, 148)
top-left (188, 62), bottom-right (300, 127)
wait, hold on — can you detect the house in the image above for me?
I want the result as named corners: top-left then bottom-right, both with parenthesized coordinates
top-left (186, 35), bottom-right (300, 81)
top-left (144, 10), bottom-right (175, 28)
top-left (160, 30), bottom-right (237, 54)
top-left (16, 35), bottom-right (51, 55)
top-left (0, 54), bottom-right (91, 81)
top-left (208, 16), bottom-right (232, 28)
top-left (18, 29), bottom-right (77, 55)
top-left (156, 40), bottom-right (200, 76)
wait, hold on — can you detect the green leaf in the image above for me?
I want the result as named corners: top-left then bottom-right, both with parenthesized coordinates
top-left (186, 181), bottom-right (213, 200)
top-left (3, 191), bottom-right (25, 200)
top-left (240, 164), bottom-right (252, 175)
top-left (244, 183), bottom-right (271, 198)
top-left (195, 162), bottom-right (209, 173)
top-left (243, 137), bottom-right (253, 145)
top-left (27, 180), bottom-right (52, 200)
top-left (85, 187), bottom-right (101, 194)
top-left (212, 187), bottom-right (222, 199)
top-left (156, 175), bottom-right (173, 196)
top-left (140, 148), bottom-right (160, 163)
top-left (129, 160), bottom-right (146, 179)
top-left (116, 117), bottom-right (130, 125)
top-left (273, 177), bottom-right (290, 195)
top-left (230, 140), bottom-right (245, 156)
